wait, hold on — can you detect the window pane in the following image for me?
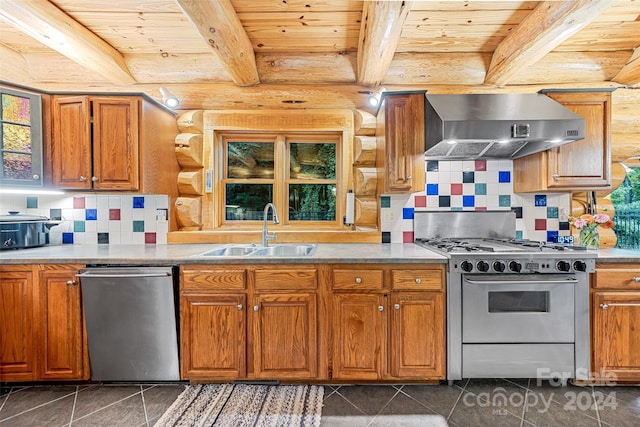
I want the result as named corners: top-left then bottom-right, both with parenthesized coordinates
top-left (3, 152), bottom-right (32, 179)
top-left (1, 94), bottom-right (31, 125)
top-left (289, 184), bottom-right (336, 221)
top-left (226, 184), bottom-right (274, 220)
top-left (227, 142), bottom-right (274, 179)
top-left (290, 143), bottom-right (335, 179)
top-left (2, 123), bottom-right (31, 152)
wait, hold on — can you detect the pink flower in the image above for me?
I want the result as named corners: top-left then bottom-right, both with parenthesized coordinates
top-left (594, 213), bottom-right (610, 224)
top-left (573, 219), bottom-right (589, 229)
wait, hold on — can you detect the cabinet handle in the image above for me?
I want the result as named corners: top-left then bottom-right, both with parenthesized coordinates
top-left (253, 305), bottom-right (259, 311)
top-left (79, 176), bottom-right (87, 182)
top-left (394, 303), bottom-right (400, 310)
top-left (91, 176), bottom-right (99, 182)
top-left (415, 278), bottom-right (422, 284)
top-left (633, 277), bottom-right (640, 283)
top-left (552, 174), bottom-right (559, 180)
top-left (355, 277), bottom-right (362, 284)
top-left (66, 280), bottom-right (76, 286)
top-left (237, 304), bottom-right (243, 311)
top-left (407, 175), bottom-right (412, 180)
top-left (601, 303), bottom-right (640, 309)
top-left (600, 304), bottom-right (608, 310)
top-left (378, 305), bottom-right (384, 312)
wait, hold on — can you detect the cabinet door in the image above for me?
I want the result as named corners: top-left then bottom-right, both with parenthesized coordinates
top-left (545, 91), bottom-right (611, 189)
top-left (390, 293), bottom-right (445, 379)
top-left (92, 97), bottom-right (139, 190)
top-left (593, 291), bottom-right (640, 382)
top-left (38, 266), bottom-right (86, 380)
top-left (0, 269), bottom-right (36, 381)
top-left (180, 293), bottom-right (246, 379)
top-left (383, 93), bottom-right (425, 193)
top-left (52, 96), bottom-right (92, 189)
top-left (253, 293), bottom-right (317, 379)
top-left (332, 293), bottom-right (385, 380)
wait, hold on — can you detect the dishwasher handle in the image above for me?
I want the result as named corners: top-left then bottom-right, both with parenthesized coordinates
top-left (77, 271), bottom-right (171, 279)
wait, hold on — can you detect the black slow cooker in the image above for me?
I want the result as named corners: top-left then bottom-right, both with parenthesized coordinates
top-left (0, 212), bottom-right (56, 250)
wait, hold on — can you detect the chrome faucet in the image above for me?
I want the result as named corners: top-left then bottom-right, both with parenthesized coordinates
top-left (262, 203), bottom-right (279, 246)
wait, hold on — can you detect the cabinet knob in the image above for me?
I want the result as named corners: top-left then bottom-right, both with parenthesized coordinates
top-left (415, 278), bottom-right (422, 284)
top-left (91, 176), bottom-right (99, 182)
top-left (378, 305), bottom-right (384, 312)
top-left (407, 175), bottom-right (412, 180)
top-left (237, 304), bottom-right (243, 311)
top-left (394, 303), bottom-right (400, 310)
top-left (633, 277), bottom-right (640, 283)
top-left (253, 305), bottom-right (259, 311)
top-left (600, 303), bottom-right (609, 310)
top-left (355, 277), bottom-right (362, 284)
top-left (79, 176), bottom-right (87, 182)
top-left (66, 280), bottom-right (76, 286)
top-left (32, 174), bottom-right (40, 180)
top-left (552, 174), bottom-right (559, 180)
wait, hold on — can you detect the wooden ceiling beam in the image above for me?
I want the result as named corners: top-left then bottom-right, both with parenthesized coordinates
top-left (485, 0), bottom-right (616, 86)
top-left (175, 0), bottom-right (259, 86)
top-left (0, 0), bottom-right (136, 86)
top-left (613, 47), bottom-right (640, 85)
top-left (357, 1), bottom-right (413, 86)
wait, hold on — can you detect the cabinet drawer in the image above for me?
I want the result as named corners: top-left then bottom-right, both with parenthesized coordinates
top-left (392, 269), bottom-right (443, 290)
top-left (594, 265), bottom-right (640, 289)
top-left (181, 267), bottom-right (246, 291)
top-left (254, 269), bottom-right (317, 290)
top-left (333, 270), bottom-right (384, 290)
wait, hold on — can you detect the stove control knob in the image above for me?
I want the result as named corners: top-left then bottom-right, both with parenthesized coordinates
top-left (556, 260), bottom-right (571, 272)
top-left (573, 260), bottom-right (587, 272)
top-left (477, 261), bottom-right (490, 272)
top-left (493, 261), bottom-right (506, 272)
top-left (509, 261), bottom-right (522, 273)
top-left (460, 261), bottom-right (473, 272)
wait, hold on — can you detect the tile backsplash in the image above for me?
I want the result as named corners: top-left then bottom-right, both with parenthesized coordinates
top-left (381, 159), bottom-right (571, 243)
top-left (1, 194), bottom-right (169, 245)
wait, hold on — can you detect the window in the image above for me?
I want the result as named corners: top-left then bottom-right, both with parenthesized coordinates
top-left (219, 132), bottom-right (341, 228)
top-left (0, 86), bottom-right (43, 187)
top-left (610, 163), bottom-right (640, 249)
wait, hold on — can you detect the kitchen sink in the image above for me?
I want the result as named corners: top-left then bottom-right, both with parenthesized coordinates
top-left (196, 244), bottom-right (317, 257)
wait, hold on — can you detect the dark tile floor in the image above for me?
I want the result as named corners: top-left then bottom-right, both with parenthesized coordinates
top-left (1, 379), bottom-right (638, 427)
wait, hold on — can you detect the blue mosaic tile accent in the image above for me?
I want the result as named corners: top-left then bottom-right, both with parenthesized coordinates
top-left (547, 230), bottom-right (559, 242)
top-left (511, 207), bottom-right (523, 218)
top-left (382, 232), bottom-right (391, 243)
top-left (439, 196), bottom-right (451, 207)
top-left (62, 232), bottom-right (74, 244)
top-left (535, 195), bottom-right (547, 207)
top-left (426, 184), bottom-right (439, 195)
top-left (499, 195), bottom-right (511, 207)
top-left (402, 207), bottom-right (414, 219)
top-left (559, 221), bottom-right (570, 230)
top-left (98, 233), bottom-right (109, 244)
top-left (462, 171), bottom-right (475, 183)
top-left (26, 197), bottom-right (38, 208)
top-left (498, 171), bottom-right (511, 183)
top-left (451, 207), bottom-right (463, 211)
top-left (516, 230), bottom-right (523, 240)
top-left (73, 221), bottom-right (85, 232)
top-left (474, 183), bottom-right (487, 195)
top-left (133, 196), bottom-right (145, 208)
top-left (133, 220), bottom-right (145, 232)
top-left (380, 196), bottom-right (390, 208)
top-left (547, 207), bottom-right (559, 218)
top-left (85, 209), bottom-right (97, 220)
top-left (426, 160), bottom-right (439, 171)
top-left (50, 209), bottom-right (62, 220)
top-left (463, 195), bottom-right (475, 207)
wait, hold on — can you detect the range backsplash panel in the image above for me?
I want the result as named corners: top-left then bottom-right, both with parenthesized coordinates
top-left (1, 194), bottom-right (169, 245)
top-left (380, 159), bottom-right (571, 243)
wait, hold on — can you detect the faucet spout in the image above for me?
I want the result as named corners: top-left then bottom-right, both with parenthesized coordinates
top-left (262, 203), bottom-right (279, 247)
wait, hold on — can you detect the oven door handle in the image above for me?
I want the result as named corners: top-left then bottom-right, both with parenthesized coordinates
top-left (464, 278), bottom-right (579, 285)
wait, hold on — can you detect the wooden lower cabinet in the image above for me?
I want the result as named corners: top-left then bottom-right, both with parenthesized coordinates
top-left (592, 263), bottom-right (640, 382)
top-left (0, 264), bottom-right (87, 382)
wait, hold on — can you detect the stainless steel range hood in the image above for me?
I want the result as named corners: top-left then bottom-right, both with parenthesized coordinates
top-left (424, 94), bottom-right (585, 159)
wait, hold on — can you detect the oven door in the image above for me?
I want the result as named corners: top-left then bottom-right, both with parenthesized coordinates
top-left (462, 274), bottom-right (576, 343)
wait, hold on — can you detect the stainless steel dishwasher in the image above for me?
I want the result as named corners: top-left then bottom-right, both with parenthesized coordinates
top-left (77, 266), bottom-right (180, 381)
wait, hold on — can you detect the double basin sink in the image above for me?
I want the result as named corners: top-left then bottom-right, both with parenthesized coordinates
top-left (196, 243), bottom-right (317, 257)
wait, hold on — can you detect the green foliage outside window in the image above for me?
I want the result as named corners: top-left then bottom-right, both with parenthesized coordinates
top-left (609, 166), bottom-right (640, 248)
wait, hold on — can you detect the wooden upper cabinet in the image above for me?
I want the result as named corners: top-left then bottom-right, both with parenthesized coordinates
top-left (513, 90), bottom-right (612, 192)
top-left (377, 91), bottom-right (426, 193)
top-left (52, 96), bottom-right (139, 190)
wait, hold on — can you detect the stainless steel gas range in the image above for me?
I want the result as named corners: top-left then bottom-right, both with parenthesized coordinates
top-left (414, 211), bottom-right (596, 382)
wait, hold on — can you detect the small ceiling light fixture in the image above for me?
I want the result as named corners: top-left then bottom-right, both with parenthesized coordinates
top-left (159, 87), bottom-right (180, 108)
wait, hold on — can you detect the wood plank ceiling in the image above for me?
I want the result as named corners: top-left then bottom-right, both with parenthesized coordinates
top-left (0, 0), bottom-right (638, 111)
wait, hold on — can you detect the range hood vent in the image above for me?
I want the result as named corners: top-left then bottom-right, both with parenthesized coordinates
top-left (424, 94), bottom-right (585, 159)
